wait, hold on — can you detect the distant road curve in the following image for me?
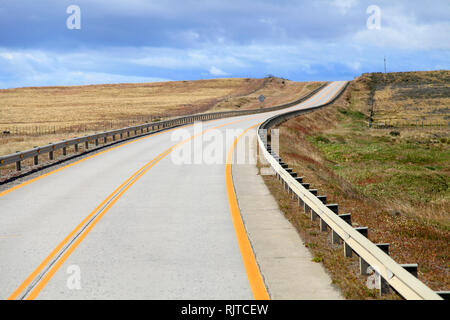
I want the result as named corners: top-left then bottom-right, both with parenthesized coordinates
top-left (0, 81), bottom-right (347, 299)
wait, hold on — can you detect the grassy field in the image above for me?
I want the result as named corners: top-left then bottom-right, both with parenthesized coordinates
top-left (0, 77), bottom-right (321, 156)
top-left (359, 71), bottom-right (450, 127)
top-left (265, 71), bottom-right (449, 298)
top-left (211, 78), bottom-right (322, 111)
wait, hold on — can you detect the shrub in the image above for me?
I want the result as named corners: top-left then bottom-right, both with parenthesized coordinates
top-left (312, 257), bottom-right (323, 263)
top-left (314, 135), bottom-right (331, 144)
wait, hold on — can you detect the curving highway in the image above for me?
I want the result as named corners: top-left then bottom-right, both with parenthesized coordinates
top-left (0, 81), bottom-right (347, 300)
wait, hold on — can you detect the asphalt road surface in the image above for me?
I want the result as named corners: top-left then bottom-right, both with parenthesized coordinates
top-left (0, 81), bottom-right (347, 300)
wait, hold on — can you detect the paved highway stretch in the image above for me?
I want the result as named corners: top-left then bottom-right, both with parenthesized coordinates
top-left (0, 81), bottom-right (347, 299)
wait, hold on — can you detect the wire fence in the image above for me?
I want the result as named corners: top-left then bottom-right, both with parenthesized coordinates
top-left (370, 118), bottom-right (450, 130)
top-left (0, 115), bottom-right (168, 137)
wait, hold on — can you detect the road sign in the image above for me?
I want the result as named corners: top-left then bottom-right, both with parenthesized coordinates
top-left (258, 95), bottom-right (266, 103)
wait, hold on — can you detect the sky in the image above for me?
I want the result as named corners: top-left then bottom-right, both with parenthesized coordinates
top-left (0, 0), bottom-right (449, 88)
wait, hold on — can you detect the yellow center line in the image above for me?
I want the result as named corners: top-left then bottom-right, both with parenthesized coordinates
top-left (25, 147), bottom-right (174, 300)
top-left (8, 82), bottom-right (342, 300)
top-left (0, 118), bottom-right (225, 198)
top-left (11, 115), bottom-right (262, 300)
top-left (0, 81), bottom-right (338, 199)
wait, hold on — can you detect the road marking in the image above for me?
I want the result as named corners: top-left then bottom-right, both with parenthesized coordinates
top-left (8, 149), bottom-right (170, 300)
top-left (0, 82), bottom-right (338, 199)
top-left (7, 82), bottom-right (344, 299)
top-left (9, 116), bottom-right (263, 300)
top-left (225, 123), bottom-right (270, 300)
top-left (222, 82), bottom-right (344, 300)
top-left (0, 234), bottom-right (20, 240)
top-left (0, 120), bottom-right (221, 198)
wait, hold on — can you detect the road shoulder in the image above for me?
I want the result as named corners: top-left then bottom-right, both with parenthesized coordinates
top-left (231, 131), bottom-right (342, 300)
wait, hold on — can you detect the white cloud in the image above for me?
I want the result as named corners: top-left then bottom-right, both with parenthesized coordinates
top-left (209, 66), bottom-right (229, 76)
top-left (331, 0), bottom-right (359, 14)
top-left (353, 7), bottom-right (450, 50)
top-left (347, 61), bottom-right (361, 71)
top-left (0, 48), bottom-right (171, 88)
top-left (131, 47), bottom-right (248, 70)
top-left (0, 70), bottom-right (170, 89)
top-left (0, 52), bottom-right (14, 60)
top-left (178, 30), bottom-right (201, 42)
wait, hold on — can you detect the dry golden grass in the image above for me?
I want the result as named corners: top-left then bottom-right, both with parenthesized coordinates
top-left (0, 78), bottom-right (263, 128)
top-left (0, 77), bottom-right (320, 156)
top-left (0, 132), bottom-right (99, 156)
top-left (211, 78), bottom-right (322, 111)
top-left (358, 71), bottom-right (450, 126)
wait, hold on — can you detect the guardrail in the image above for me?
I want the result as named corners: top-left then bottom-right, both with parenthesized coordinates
top-left (0, 83), bottom-right (328, 173)
top-left (257, 82), bottom-right (445, 300)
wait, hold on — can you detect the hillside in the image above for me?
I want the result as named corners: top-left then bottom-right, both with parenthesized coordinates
top-left (262, 70), bottom-right (449, 298)
top-left (0, 77), bottom-right (322, 156)
top-left (357, 70), bottom-right (450, 127)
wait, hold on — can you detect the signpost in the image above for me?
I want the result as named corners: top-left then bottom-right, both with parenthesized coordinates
top-left (258, 94), bottom-right (266, 109)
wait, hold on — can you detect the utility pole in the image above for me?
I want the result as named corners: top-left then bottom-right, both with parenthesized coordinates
top-left (384, 56), bottom-right (386, 73)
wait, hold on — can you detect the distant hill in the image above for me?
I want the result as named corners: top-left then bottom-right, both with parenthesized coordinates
top-left (355, 70), bottom-right (450, 126)
top-left (0, 76), bottom-right (322, 155)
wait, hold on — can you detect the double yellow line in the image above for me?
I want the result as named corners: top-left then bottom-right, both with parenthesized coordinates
top-left (8, 115), bottom-right (263, 300)
top-left (6, 81), bottom-right (343, 300)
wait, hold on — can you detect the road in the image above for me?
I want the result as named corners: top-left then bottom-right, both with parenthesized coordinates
top-left (0, 81), bottom-right (347, 300)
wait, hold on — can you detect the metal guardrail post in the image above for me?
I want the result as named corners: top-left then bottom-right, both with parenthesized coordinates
top-left (320, 218), bottom-right (327, 232)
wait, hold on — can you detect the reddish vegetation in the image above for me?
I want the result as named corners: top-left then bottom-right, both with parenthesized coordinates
top-left (262, 77), bottom-right (449, 298)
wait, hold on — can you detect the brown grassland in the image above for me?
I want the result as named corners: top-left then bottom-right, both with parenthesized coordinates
top-left (0, 77), bottom-right (321, 156)
top-left (262, 71), bottom-right (449, 299)
top-left (1, 70), bottom-right (447, 298)
top-left (362, 70), bottom-right (450, 126)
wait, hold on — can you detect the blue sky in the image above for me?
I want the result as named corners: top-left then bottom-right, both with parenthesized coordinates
top-left (0, 0), bottom-right (449, 88)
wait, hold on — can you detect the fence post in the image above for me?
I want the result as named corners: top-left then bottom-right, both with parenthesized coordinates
top-left (15, 152), bottom-right (21, 171)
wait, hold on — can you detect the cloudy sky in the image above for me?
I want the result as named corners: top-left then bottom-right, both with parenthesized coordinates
top-left (0, 0), bottom-right (449, 88)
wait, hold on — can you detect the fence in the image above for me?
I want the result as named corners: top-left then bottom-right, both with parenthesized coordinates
top-left (0, 116), bottom-right (168, 137)
top-left (0, 83), bottom-right (329, 173)
top-left (370, 119), bottom-right (450, 130)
